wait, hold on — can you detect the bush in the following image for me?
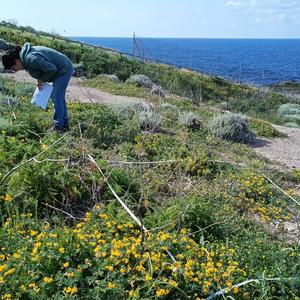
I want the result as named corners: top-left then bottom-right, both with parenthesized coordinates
top-left (138, 109), bottom-right (162, 131)
top-left (278, 103), bottom-right (300, 116)
top-left (112, 99), bottom-right (151, 119)
top-left (98, 74), bottom-right (119, 82)
top-left (178, 112), bottom-right (202, 130)
top-left (207, 113), bottom-right (255, 144)
top-left (285, 122), bottom-right (299, 128)
top-left (126, 74), bottom-right (154, 89)
top-left (159, 103), bottom-right (178, 111)
top-left (0, 116), bottom-right (12, 132)
top-left (249, 118), bottom-right (285, 138)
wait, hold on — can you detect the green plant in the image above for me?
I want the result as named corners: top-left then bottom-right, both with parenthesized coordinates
top-left (178, 112), bottom-right (202, 131)
top-left (207, 113), bottom-right (255, 144)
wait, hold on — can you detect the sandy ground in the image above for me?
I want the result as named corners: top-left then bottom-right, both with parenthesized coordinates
top-left (2, 70), bottom-right (300, 171)
top-left (1, 70), bottom-right (142, 104)
top-left (252, 125), bottom-right (300, 170)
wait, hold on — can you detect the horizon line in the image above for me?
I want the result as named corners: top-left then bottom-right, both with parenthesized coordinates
top-left (68, 36), bottom-right (300, 40)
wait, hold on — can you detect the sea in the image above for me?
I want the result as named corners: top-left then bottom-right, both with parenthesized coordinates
top-left (70, 37), bottom-right (300, 86)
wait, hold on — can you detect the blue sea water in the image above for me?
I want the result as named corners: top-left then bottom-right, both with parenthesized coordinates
top-left (70, 37), bottom-right (300, 86)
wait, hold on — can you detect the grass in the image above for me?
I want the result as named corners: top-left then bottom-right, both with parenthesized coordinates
top-left (1, 24), bottom-right (300, 299)
top-left (83, 76), bottom-right (149, 98)
top-left (0, 74), bottom-right (300, 299)
top-left (1, 23), bottom-right (300, 128)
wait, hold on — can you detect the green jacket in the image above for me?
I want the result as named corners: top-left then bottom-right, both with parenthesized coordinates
top-left (20, 43), bottom-right (73, 82)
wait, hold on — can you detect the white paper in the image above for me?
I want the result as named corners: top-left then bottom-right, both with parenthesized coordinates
top-left (31, 83), bottom-right (53, 110)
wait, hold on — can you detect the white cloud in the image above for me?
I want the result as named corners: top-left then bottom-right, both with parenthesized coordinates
top-left (223, 0), bottom-right (300, 24)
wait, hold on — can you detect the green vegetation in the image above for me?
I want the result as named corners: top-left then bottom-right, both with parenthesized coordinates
top-left (1, 25), bottom-right (300, 299)
top-left (207, 113), bottom-right (255, 144)
top-left (0, 72), bottom-right (300, 299)
top-left (1, 24), bottom-right (300, 126)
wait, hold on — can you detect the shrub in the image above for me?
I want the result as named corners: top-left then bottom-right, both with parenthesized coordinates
top-left (0, 93), bottom-right (22, 114)
top-left (178, 112), bottom-right (202, 131)
top-left (72, 63), bottom-right (86, 77)
top-left (12, 82), bottom-right (35, 98)
top-left (249, 118), bottom-right (285, 138)
top-left (285, 122), bottom-right (299, 128)
top-left (112, 99), bottom-right (151, 119)
top-left (207, 113), bottom-right (255, 144)
top-left (150, 84), bottom-right (166, 97)
top-left (98, 74), bottom-right (120, 82)
top-left (277, 103), bottom-right (300, 116)
top-left (0, 116), bottom-right (12, 132)
top-left (0, 209), bottom-right (245, 299)
top-left (138, 109), bottom-right (162, 131)
top-left (126, 74), bottom-right (154, 89)
top-left (159, 103), bottom-right (178, 111)
top-left (286, 114), bottom-right (300, 122)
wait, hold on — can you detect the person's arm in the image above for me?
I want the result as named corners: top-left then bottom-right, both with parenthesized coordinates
top-left (26, 54), bottom-right (58, 83)
top-left (37, 79), bottom-right (43, 90)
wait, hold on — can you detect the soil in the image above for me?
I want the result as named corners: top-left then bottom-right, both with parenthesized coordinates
top-left (1, 70), bottom-right (143, 104)
top-left (252, 125), bottom-right (300, 170)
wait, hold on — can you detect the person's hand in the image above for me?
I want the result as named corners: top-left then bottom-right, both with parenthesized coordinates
top-left (37, 79), bottom-right (44, 91)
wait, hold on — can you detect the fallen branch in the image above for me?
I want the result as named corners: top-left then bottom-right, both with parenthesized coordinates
top-left (108, 159), bottom-right (177, 166)
top-left (41, 202), bottom-right (78, 220)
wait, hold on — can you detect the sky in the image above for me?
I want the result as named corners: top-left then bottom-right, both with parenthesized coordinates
top-left (0, 0), bottom-right (300, 38)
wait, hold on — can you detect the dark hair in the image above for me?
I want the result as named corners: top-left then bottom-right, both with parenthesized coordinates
top-left (2, 45), bottom-right (22, 70)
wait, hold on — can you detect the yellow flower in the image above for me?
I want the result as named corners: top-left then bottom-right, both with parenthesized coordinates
top-left (59, 247), bottom-right (65, 254)
top-left (63, 286), bottom-right (78, 295)
top-left (66, 272), bottom-right (75, 278)
top-left (108, 282), bottom-right (116, 289)
top-left (43, 277), bottom-right (53, 284)
top-left (0, 264), bottom-right (7, 272)
top-left (29, 282), bottom-right (36, 289)
top-left (30, 230), bottom-right (38, 236)
top-left (106, 265), bottom-right (113, 271)
top-left (144, 274), bottom-right (152, 281)
top-left (63, 262), bottom-right (69, 268)
top-left (156, 288), bottom-right (170, 297)
top-left (4, 194), bottom-right (13, 202)
top-left (4, 268), bottom-right (15, 277)
top-left (2, 294), bottom-right (12, 300)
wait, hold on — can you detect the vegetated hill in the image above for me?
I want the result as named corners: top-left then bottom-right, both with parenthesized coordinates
top-left (0, 25), bottom-right (300, 299)
top-left (1, 23), bottom-right (300, 126)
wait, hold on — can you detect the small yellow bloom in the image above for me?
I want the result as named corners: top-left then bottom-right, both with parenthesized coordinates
top-left (4, 268), bottom-right (15, 277)
top-left (63, 262), bottom-right (69, 268)
top-left (106, 265), bottom-right (113, 271)
top-left (43, 277), bottom-right (53, 284)
top-left (63, 286), bottom-right (78, 295)
top-left (108, 282), bottom-right (116, 289)
top-left (59, 247), bottom-right (65, 254)
top-left (66, 272), bottom-right (75, 278)
top-left (0, 264), bottom-right (7, 272)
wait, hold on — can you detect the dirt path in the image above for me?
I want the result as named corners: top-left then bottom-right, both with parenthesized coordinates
top-left (1, 70), bottom-right (143, 104)
top-left (252, 125), bottom-right (300, 170)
